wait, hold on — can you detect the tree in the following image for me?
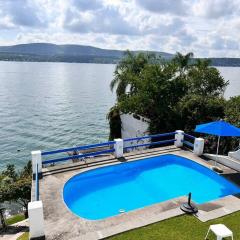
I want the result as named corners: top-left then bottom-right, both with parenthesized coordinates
top-left (117, 62), bottom-right (188, 133)
top-left (1, 165), bottom-right (17, 181)
top-left (172, 52), bottom-right (194, 75)
top-left (225, 96), bottom-right (240, 127)
top-left (0, 162), bottom-right (32, 218)
top-left (187, 59), bottom-right (228, 97)
top-left (108, 51), bottom-right (229, 145)
top-left (110, 50), bottom-right (161, 100)
top-left (221, 96), bottom-right (240, 154)
top-left (176, 95), bottom-right (226, 132)
top-left (107, 106), bottom-right (122, 140)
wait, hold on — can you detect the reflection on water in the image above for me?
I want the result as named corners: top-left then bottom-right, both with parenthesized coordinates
top-left (0, 62), bottom-right (115, 169)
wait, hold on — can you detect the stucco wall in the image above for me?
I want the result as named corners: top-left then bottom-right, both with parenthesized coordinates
top-left (120, 114), bottom-right (150, 151)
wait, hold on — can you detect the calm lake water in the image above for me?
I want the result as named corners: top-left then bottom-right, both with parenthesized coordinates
top-left (0, 62), bottom-right (239, 170)
top-left (0, 62), bottom-right (115, 169)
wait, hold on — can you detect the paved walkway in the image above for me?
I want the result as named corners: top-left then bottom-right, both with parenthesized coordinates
top-left (0, 219), bottom-right (29, 240)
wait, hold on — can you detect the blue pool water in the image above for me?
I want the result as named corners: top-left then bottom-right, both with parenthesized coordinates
top-left (63, 154), bottom-right (240, 220)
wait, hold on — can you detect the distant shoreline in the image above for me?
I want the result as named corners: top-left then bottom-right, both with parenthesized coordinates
top-left (1, 59), bottom-right (240, 67)
top-left (0, 59), bottom-right (117, 65)
top-left (1, 43), bottom-right (240, 67)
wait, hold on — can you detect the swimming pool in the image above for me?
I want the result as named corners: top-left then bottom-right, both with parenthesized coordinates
top-left (63, 154), bottom-right (240, 220)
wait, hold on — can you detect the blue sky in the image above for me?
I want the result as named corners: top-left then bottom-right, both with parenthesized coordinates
top-left (0, 0), bottom-right (239, 57)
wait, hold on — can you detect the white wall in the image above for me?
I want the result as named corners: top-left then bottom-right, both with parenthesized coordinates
top-left (229, 148), bottom-right (240, 161)
top-left (121, 114), bottom-right (150, 151)
top-left (204, 153), bottom-right (240, 171)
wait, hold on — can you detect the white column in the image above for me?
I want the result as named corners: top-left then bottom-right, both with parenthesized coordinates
top-left (174, 130), bottom-right (184, 148)
top-left (194, 138), bottom-right (204, 156)
top-left (114, 139), bottom-right (123, 158)
top-left (28, 201), bottom-right (45, 239)
top-left (31, 150), bottom-right (42, 175)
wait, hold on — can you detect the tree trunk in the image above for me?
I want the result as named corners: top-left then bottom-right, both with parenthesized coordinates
top-left (24, 203), bottom-right (28, 218)
top-left (24, 210), bottom-right (28, 219)
top-left (0, 209), bottom-right (6, 229)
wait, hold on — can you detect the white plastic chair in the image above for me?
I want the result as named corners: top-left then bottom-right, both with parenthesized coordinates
top-left (205, 224), bottom-right (233, 240)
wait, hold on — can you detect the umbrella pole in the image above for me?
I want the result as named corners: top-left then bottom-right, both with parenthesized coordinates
top-left (215, 136), bottom-right (220, 167)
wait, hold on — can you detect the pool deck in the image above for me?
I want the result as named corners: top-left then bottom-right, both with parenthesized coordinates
top-left (37, 146), bottom-right (240, 240)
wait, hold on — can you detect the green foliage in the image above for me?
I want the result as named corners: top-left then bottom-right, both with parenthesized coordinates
top-left (0, 162), bottom-right (32, 218)
top-left (1, 165), bottom-right (18, 181)
top-left (110, 50), bottom-right (162, 100)
top-left (107, 106), bottom-right (122, 140)
top-left (187, 59), bottom-right (228, 96)
top-left (109, 51), bottom-right (229, 138)
top-left (225, 96), bottom-right (240, 127)
top-left (221, 95), bottom-right (240, 153)
top-left (176, 95), bottom-right (226, 132)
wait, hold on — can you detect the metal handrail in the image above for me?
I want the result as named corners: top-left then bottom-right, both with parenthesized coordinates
top-left (124, 132), bottom-right (176, 142)
top-left (41, 141), bottom-right (116, 156)
top-left (35, 164), bottom-right (39, 201)
top-left (183, 140), bottom-right (194, 148)
top-left (124, 139), bottom-right (176, 150)
top-left (43, 148), bottom-right (115, 165)
top-left (183, 133), bottom-right (195, 140)
top-left (39, 131), bottom-right (198, 165)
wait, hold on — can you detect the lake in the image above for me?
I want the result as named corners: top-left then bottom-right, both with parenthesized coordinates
top-left (0, 62), bottom-right (239, 170)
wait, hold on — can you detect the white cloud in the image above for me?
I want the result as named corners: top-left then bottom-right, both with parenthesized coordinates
top-left (72, 0), bottom-right (102, 11)
top-left (192, 0), bottom-right (238, 19)
top-left (135, 0), bottom-right (187, 15)
top-left (63, 6), bottom-right (140, 35)
top-left (0, 0), bottom-right (240, 57)
top-left (0, 0), bottom-right (46, 27)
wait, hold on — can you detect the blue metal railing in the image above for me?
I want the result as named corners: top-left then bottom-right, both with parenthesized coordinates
top-left (183, 140), bottom-right (194, 148)
top-left (183, 133), bottom-right (195, 140)
top-left (40, 131), bottom-right (197, 166)
top-left (42, 148), bottom-right (115, 165)
top-left (124, 139), bottom-right (176, 150)
top-left (124, 132), bottom-right (176, 142)
top-left (42, 141), bottom-right (115, 156)
top-left (182, 133), bottom-right (195, 149)
top-left (35, 164), bottom-right (39, 201)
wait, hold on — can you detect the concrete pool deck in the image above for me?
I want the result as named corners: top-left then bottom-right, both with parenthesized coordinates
top-left (36, 146), bottom-right (240, 240)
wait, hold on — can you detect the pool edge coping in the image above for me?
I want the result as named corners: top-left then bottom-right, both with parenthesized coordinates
top-left (39, 147), bottom-right (240, 240)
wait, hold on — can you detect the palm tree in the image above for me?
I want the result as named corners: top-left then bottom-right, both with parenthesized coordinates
top-left (110, 51), bottom-right (156, 99)
top-left (173, 52), bottom-right (194, 75)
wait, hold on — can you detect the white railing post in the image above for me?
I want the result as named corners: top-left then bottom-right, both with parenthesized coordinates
top-left (194, 138), bottom-right (204, 156)
top-left (114, 139), bottom-right (123, 158)
top-left (174, 130), bottom-right (184, 148)
top-left (28, 201), bottom-right (45, 239)
top-left (31, 150), bottom-right (42, 178)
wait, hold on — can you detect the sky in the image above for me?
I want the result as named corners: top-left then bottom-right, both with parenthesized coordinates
top-left (0, 0), bottom-right (240, 57)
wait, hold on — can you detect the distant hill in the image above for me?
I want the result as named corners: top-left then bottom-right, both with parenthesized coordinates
top-left (0, 43), bottom-right (172, 64)
top-left (0, 43), bottom-right (239, 66)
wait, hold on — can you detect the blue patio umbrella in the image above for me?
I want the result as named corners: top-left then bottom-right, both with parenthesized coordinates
top-left (194, 120), bottom-right (240, 159)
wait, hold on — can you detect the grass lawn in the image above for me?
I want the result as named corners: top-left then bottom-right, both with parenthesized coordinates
top-left (107, 211), bottom-right (240, 240)
top-left (6, 214), bottom-right (25, 225)
top-left (17, 232), bottom-right (29, 240)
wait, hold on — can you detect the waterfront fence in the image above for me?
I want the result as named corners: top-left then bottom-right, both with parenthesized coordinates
top-left (31, 130), bottom-right (204, 176)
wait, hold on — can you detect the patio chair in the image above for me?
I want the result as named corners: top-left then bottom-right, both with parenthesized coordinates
top-left (205, 224), bottom-right (233, 240)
